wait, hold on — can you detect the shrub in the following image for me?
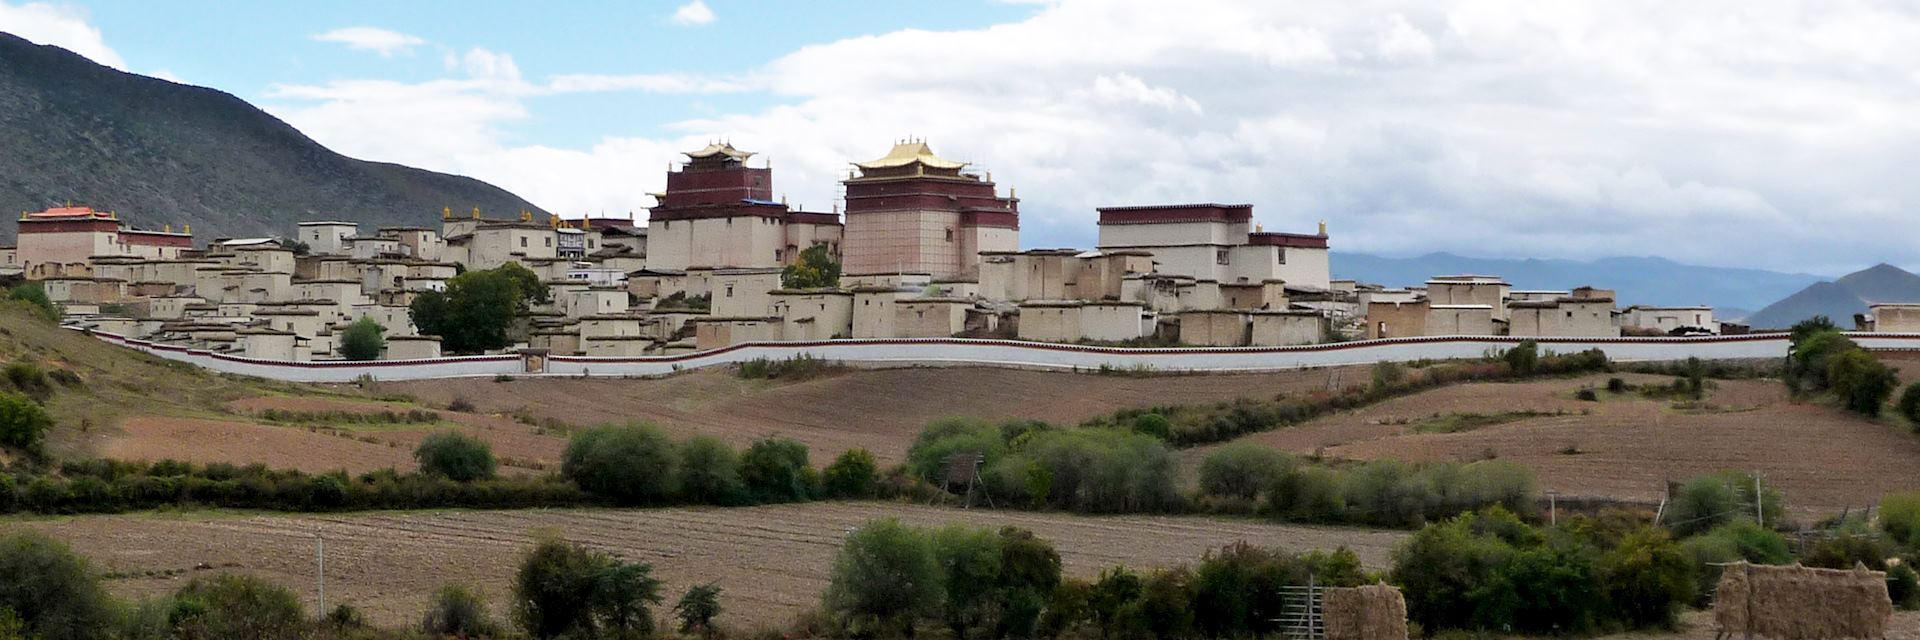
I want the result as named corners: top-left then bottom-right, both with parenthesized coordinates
top-left (1828, 348), bottom-right (1898, 416)
top-left (1900, 384), bottom-right (1920, 428)
top-left (1265, 459), bottom-right (1535, 528)
top-left (512, 535), bottom-right (661, 639)
top-left (1574, 388), bottom-right (1599, 402)
top-left (1129, 412), bottom-right (1172, 440)
top-left (739, 437), bottom-right (814, 503)
top-left (562, 423), bottom-right (680, 505)
top-left (906, 417), bottom-right (1011, 483)
top-left (1890, 565), bottom-right (1919, 610)
top-left (422, 584), bottom-right (500, 638)
top-left (1882, 491), bottom-right (1920, 546)
top-left (447, 395), bottom-right (478, 413)
top-left (1599, 528), bottom-right (1694, 629)
top-left (170, 574), bottom-right (307, 640)
top-left (5, 284), bottom-right (57, 321)
top-left (0, 392), bottom-right (51, 454)
top-left (995, 527), bottom-right (1062, 639)
top-left (1197, 444), bottom-right (1293, 502)
top-left (1786, 330), bottom-right (1857, 394)
top-left (339, 317), bottom-right (386, 361)
top-left (677, 436), bottom-right (745, 505)
top-left (1502, 340), bottom-right (1540, 376)
top-left (823, 520), bottom-right (942, 636)
top-left (1663, 471), bottom-right (1785, 536)
top-left (933, 525), bottom-right (1005, 639)
top-left (674, 583), bottom-right (723, 637)
top-left (1801, 534), bottom-right (1893, 571)
top-left (1679, 519), bottom-right (1789, 606)
top-left (986, 428), bottom-right (1180, 513)
top-left (781, 244), bottom-right (842, 289)
top-left (823, 448), bottom-right (879, 499)
top-left (1371, 361), bottom-right (1407, 392)
top-left (1607, 377), bottom-right (1629, 393)
top-left (0, 532), bottom-right (116, 640)
top-left (413, 431), bottom-right (498, 482)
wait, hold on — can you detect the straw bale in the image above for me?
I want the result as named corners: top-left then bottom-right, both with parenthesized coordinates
top-left (1325, 583), bottom-right (1409, 640)
top-left (1712, 562), bottom-right (1891, 640)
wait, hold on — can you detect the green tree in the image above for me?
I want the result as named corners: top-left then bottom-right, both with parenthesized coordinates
top-left (673, 583), bottom-right (723, 637)
top-left (421, 584), bottom-right (501, 639)
top-left (1789, 316), bottom-right (1838, 345)
top-left (1600, 528), bottom-right (1694, 629)
top-left (823, 520), bottom-right (943, 636)
top-left (0, 392), bottom-right (50, 454)
top-left (780, 244), bottom-right (842, 289)
top-left (1087, 567), bottom-right (1144, 640)
top-left (414, 431), bottom-right (498, 482)
top-left (1503, 340), bottom-right (1540, 375)
top-left (169, 574), bottom-right (307, 640)
top-left (933, 525), bottom-right (1005, 639)
top-left (739, 436), bottom-right (813, 503)
top-left (995, 527), bottom-right (1062, 639)
top-left (0, 532), bottom-right (115, 640)
top-left (590, 562), bottom-right (663, 638)
top-left (5, 284), bottom-right (57, 322)
top-left (1197, 444), bottom-right (1292, 502)
top-left (1899, 383), bottom-right (1920, 427)
top-left (823, 448), bottom-right (879, 498)
top-left (338, 317), bottom-right (386, 360)
top-left (677, 436), bottom-right (745, 505)
top-left (411, 263), bottom-right (549, 353)
top-left (512, 535), bottom-right (661, 640)
top-left (562, 423), bottom-right (679, 505)
top-left (1828, 348), bottom-right (1898, 416)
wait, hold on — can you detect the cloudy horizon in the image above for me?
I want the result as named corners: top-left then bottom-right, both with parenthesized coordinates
top-left (4, 0), bottom-right (1918, 276)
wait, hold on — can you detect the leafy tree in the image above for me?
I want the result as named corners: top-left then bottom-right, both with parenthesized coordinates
top-left (673, 583), bottom-right (723, 637)
top-left (1786, 330), bottom-right (1857, 394)
top-left (0, 532), bottom-right (115, 640)
top-left (823, 519), bottom-right (943, 636)
top-left (1789, 315), bottom-right (1838, 345)
top-left (562, 423), bottom-right (679, 505)
top-left (421, 584), bottom-right (500, 639)
top-left (934, 525), bottom-right (1005, 639)
top-left (1503, 340), bottom-right (1540, 375)
top-left (1128, 413), bottom-right (1172, 440)
top-left (169, 574), bottom-right (307, 640)
top-left (1664, 471), bottom-right (1784, 536)
top-left (1087, 567), bottom-right (1144, 640)
top-left (1828, 348), bottom-right (1898, 416)
top-left (1599, 528), bottom-right (1694, 629)
top-left (739, 436), bottom-right (813, 503)
top-left (1198, 444), bottom-right (1292, 502)
top-left (780, 244), bottom-right (842, 289)
top-left (411, 263), bottom-right (549, 353)
top-left (823, 448), bottom-right (879, 498)
top-left (1136, 568), bottom-right (1196, 639)
top-left (513, 535), bottom-right (661, 640)
top-left (995, 527), bottom-right (1062, 639)
top-left (0, 392), bottom-right (50, 454)
top-left (339, 317), bottom-right (386, 361)
top-left (414, 431), bottom-right (498, 482)
top-left (1900, 383), bottom-right (1920, 427)
top-left (5, 284), bottom-right (57, 322)
top-left (677, 436), bottom-right (745, 505)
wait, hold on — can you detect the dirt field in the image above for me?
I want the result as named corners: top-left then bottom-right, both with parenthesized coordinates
top-left (376, 365), bottom-right (1365, 464)
top-left (1194, 373), bottom-right (1920, 519)
top-left (4, 503), bottom-right (1406, 629)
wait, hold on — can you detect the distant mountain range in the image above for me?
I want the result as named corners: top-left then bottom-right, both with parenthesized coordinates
top-left (0, 32), bottom-right (544, 244)
top-left (1332, 252), bottom-right (1826, 317)
top-left (1742, 264), bottom-right (1920, 329)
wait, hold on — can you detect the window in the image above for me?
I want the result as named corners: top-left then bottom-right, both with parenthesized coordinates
top-left (725, 284), bottom-right (734, 298)
top-left (1216, 249), bottom-right (1230, 265)
top-left (1276, 247), bottom-right (1287, 265)
top-left (945, 228), bottom-right (955, 242)
top-left (774, 249), bottom-right (783, 262)
top-left (520, 237), bottom-right (528, 248)
top-left (545, 237), bottom-right (552, 247)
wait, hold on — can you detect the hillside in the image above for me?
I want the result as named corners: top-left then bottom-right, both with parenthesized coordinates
top-left (0, 32), bottom-right (544, 243)
top-left (1332, 252), bottom-right (1823, 315)
top-left (1744, 263), bottom-right (1920, 329)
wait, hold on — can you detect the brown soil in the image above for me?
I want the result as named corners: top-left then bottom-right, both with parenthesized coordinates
top-left (376, 365), bottom-right (1366, 464)
top-left (5, 503), bottom-right (1407, 629)
top-left (94, 416), bottom-right (416, 474)
top-left (1195, 373), bottom-right (1920, 519)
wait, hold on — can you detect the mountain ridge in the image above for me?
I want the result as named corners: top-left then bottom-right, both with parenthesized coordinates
top-left (0, 32), bottom-right (544, 243)
top-left (1743, 263), bottom-right (1920, 329)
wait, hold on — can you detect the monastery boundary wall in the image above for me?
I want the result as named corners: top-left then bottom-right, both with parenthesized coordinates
top-left (78, 328), bottom-right (1920, 383)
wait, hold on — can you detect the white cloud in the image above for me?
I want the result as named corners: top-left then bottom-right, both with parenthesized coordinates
top-left (0, 0), bottom-right (126, 69)
top-left (263, 0), bottom-right (1920, 273)
top-left (670, 0), bottom-right (715, 27)
top-left (312, 26), bottom-right (426, 57)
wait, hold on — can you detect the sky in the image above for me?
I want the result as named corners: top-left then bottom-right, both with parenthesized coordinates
top-left (4, 0), bottom-right (1920, 275)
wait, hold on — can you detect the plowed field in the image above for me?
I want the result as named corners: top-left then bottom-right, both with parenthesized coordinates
top-left (6, 503), bottom-right (1406, 629)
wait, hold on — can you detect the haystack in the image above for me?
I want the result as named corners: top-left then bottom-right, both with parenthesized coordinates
top-left (1712, 562), bottom-right (1891, 640)
top-left (1325, 583), bottom-right (1409, 640)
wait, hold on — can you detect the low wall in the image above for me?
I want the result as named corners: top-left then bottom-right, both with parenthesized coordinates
top-left (80, 328), bottom-right (1920, 383)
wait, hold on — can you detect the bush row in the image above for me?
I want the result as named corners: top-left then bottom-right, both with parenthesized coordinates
top-left (562, 422), bottom-right (882, 507)
top-left (0, 461), bottom-right (590, 515)
top-left (1786, 318), bottom-right (1899, 416)
top-left (1198, 444), bottom-right (1539, 528)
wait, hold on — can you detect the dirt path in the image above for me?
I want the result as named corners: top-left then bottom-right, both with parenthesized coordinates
top-left (6, 503), bottom-right (1406, 629)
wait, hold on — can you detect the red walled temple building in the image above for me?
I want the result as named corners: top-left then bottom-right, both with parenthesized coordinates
top-left (840, 140), bottom-right (1018, 280)
top-left (644, 142), bottom-right (842, 271)
top-left (14, 206), bottom-right (193, 278)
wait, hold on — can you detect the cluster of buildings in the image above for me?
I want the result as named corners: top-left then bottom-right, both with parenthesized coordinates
top-left (2, 139), bottom-right (1756, 362)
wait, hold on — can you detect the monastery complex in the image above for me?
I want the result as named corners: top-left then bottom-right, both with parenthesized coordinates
top-left (0, 140), bottom-right (1790, 362)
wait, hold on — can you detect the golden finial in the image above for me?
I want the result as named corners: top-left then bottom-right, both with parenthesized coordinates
top-left (581, 217), bottom-right (591, 229)
top-left (520, 209), bottom-right (532, 222)
top-left (184, 224), bottom-right (191, 234)
top-left (164, 224), bottom-right (172, 233)
top-left (471, 207), bottom-right (481, 219)
top-left (442, 206), bottom-right (452, 220)
top-left (1318, 219), bottom-right (1327, 236)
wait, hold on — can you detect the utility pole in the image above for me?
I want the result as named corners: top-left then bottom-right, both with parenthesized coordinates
top-left (1754, 473), bottom-right (1764, 528)
top-left (316, 533), bottom-right (326, 613)
top-left (1547, 490), bottom-right (1558, 526)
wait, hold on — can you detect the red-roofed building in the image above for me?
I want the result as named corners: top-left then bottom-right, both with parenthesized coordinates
top-left (645, 142), bottom-right (843, 271)
top-left (16, 206), bottom-right (193, 278)
top-left (1094, 203), bottom-right (1329, 289)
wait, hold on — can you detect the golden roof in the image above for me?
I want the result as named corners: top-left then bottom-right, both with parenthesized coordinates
top-left (685, 142), bottom-right (755, 161)
top-left (853, 141), bottom-right (967, 170)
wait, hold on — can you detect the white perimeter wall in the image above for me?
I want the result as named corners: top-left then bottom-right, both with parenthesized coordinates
top-left (78, 327), bottom-right (1920, 383)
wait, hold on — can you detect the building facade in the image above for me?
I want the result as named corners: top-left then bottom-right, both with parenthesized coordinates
top-left (841, 140), bottom-right (1018, 280)
top-left (1094, 203), bottom-right (1329, 289)
top-left (646, 143), bottom-right (843, 271)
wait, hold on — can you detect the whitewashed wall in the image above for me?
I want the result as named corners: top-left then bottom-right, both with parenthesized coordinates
top-left (78, 327), bottom-right (1920, 383)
